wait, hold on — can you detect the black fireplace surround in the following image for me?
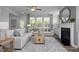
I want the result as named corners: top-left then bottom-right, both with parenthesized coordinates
top-left (61, 28), bottom-right (70, 46)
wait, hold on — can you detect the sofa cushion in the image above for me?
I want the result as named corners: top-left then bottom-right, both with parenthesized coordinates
top-left (13, 30), bottom-right (21, 37)
top-left (16, 29), bottom-right (25, 36)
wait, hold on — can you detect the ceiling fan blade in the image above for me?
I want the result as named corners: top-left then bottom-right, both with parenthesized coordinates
top-left (37, 9), bottom-right (42, 11)
top-left (25, 6), bottom-right (42, 11)
top-left (25, 6), bottom-right (30, 10)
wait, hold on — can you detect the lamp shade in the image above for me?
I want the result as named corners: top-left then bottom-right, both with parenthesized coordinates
top-left (27, 24), bottom-right (31, 27)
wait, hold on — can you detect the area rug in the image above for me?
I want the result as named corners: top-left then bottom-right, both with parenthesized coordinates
top-left (15, 37), bottom-right (67, 52)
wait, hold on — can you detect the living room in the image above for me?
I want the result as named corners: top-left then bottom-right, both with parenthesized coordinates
top-left (0, 6), bottom-right (79, 52)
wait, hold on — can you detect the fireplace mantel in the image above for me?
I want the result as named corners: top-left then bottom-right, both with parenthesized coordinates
top-left (59, 23), bottom-right (77, 48)
top-left (59, 23), bottom-right (75, 28)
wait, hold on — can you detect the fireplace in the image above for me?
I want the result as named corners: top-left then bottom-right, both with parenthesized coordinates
top-left (61, 28), bottom-right (70, 46)
top-left (59, 23), bottom-right (76, 47)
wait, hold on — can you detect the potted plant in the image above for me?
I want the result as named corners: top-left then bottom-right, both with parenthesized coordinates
top-left (38, 30), bottom-right (42, 36)
top-left (70, 18), bottom-right (75, 22)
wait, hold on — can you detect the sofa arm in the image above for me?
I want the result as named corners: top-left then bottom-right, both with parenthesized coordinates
top-left (13, 37), bottom-right (22, 49)
top-left (13, 37), bottom-right (22, 40)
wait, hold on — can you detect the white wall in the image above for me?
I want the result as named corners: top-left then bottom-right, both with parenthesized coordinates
top-left (66, 6), bottom-right (77, 46)
top-left (0, 7), bottom-right (18, 21)
top-left (0, 6), bottom-right (29, 31)
top-left (76, 6), bottom-right (79, 47)
top-left (0, 22), bottom-right (9, 29)
top-left (0, 7), bottom-right (19, 29)
top-left (76, 7), bottom-right (79, 32)
top-left (53, 11), bottom-right (60, 35)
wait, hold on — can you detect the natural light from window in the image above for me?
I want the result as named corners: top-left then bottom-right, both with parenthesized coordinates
top-left (20, 20), bottom-right (25, 28)
top-left (29, 17), bottom-right (50, 27)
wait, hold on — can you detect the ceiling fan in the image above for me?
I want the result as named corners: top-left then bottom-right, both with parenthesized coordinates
top-left (26, 6), bottom-right (42, 12)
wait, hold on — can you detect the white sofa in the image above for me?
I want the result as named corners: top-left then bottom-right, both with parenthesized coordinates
top-left (9, 29), bottom-right (32, 49)
top-left (33, 31), bottom-right (54, 37)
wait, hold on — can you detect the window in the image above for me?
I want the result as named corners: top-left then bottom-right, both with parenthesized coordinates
top-left (20, 20), bottom-right (25, 28)
top-left (44, 17), bottom-right (49, 24)
top-left (29, 17), bottom-right (50, 27)
top-left (36, 17), bottom-right (42, 26)
top-left (30, 17), bottom-right (36, 27)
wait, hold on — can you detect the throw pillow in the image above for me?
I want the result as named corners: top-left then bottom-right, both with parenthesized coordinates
top-left (13, 30), bottom-right (20, 37)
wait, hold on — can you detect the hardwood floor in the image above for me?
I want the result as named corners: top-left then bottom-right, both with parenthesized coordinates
top-left (64, 46), bottom-right (79, 52)
top-left (54, 35), bottom-right (79, 52)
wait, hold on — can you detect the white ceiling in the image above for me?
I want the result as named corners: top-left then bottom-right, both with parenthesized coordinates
top-left (6, 6), bottom-right (64, 16)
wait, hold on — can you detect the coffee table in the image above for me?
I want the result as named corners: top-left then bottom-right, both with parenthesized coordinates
top-left (33, 35), bottom-right (45, 44)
